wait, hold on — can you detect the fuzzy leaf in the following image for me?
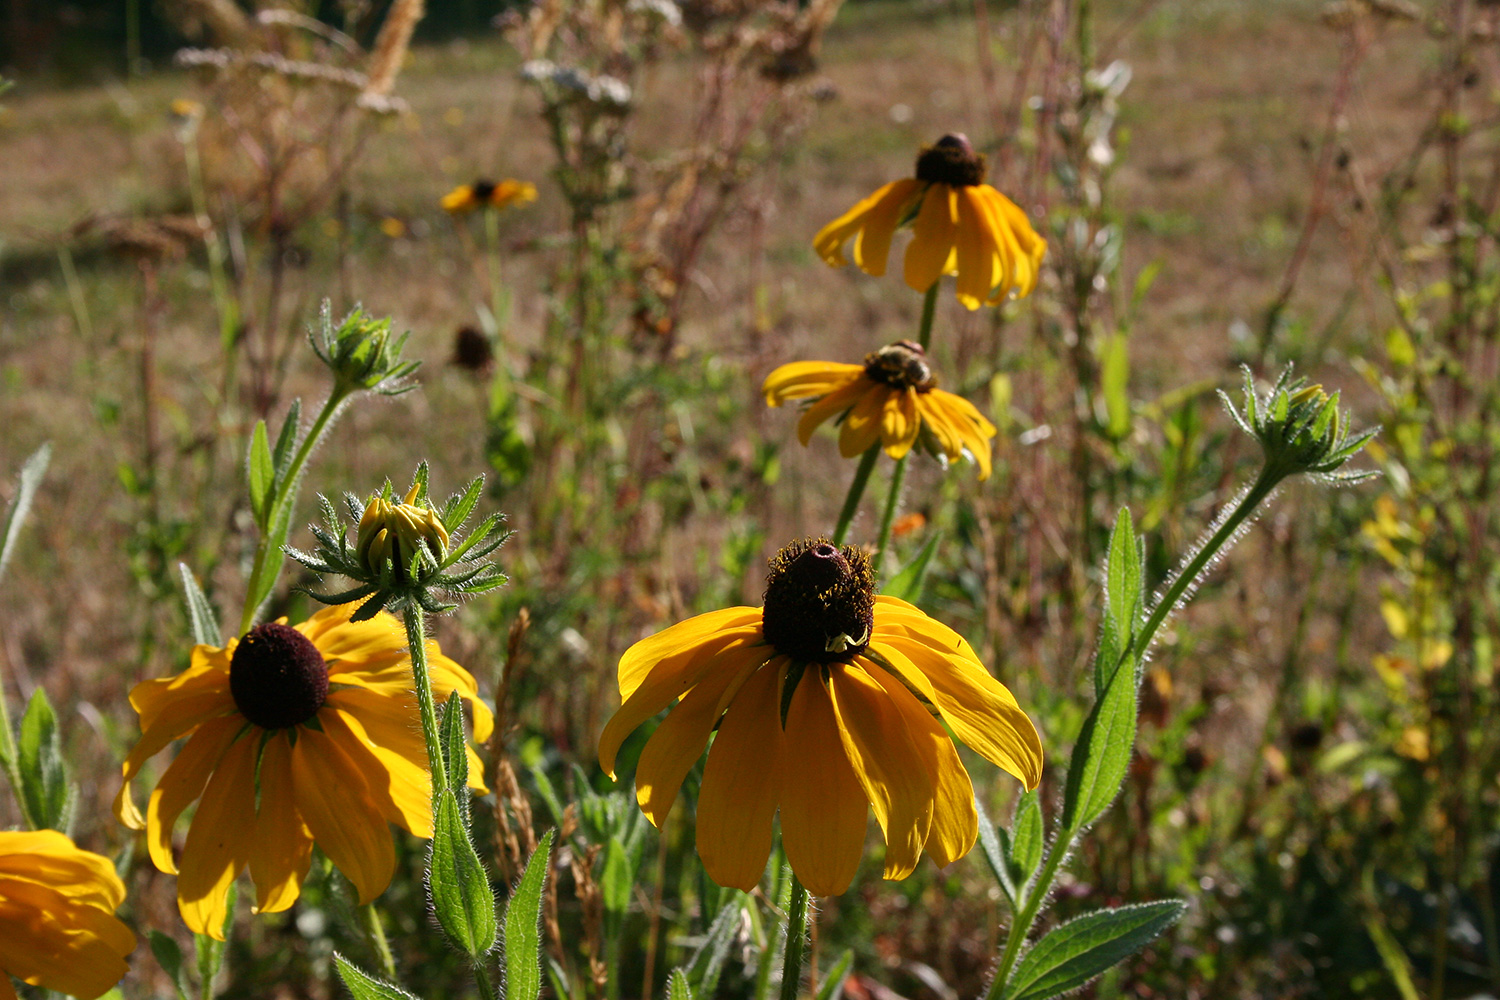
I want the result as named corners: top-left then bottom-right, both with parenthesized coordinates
top-left (1061, 644), bottom-right (1138, 836)
top-left (1002, 900), bottom-right (1186, 1000)
top-left (504, 829), bottom-right (554, 1000)
top-left (0, 442), bottom-right (49, 587)
top-left (815, 950), bottom-right (855, 1000)
top-left (17, 688), bottom-right (71, 831)
top-left (178, 564), bottom-right (221, 647)
top-left (880, 531), bottom-right (943, 604)
top-left (333, 953), bottom-right (421, 1000)
top-left (149, 931), bottom-right (192, 1000)
top-left (247, 420), bottom-right (274, 528)
top-left (1009, 790), bottom-right (1044, 883)
top-left (430, 788), bottom-right (497, 957)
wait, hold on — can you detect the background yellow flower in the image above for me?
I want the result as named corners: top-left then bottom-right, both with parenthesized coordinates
top-left (441, 178), bottom-right (539, 214)
top-left (115, 603), bottom-right (493, 938)
top-left (0, 830), bottom-right (135, 1000)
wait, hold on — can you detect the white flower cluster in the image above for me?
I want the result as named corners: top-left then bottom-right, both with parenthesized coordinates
top-left (520, 59), bottom-right (633, 109)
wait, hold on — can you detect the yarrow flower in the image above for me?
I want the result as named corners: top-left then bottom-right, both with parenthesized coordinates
top-left (599, 539), bottom-right (1042, 896)
top-left (441, 178), bottom-right (538, 215)
top-left (0, 831), bottom-right (135, 1000)
top-left (813, 133), bottom-right (1047, 309)
top-left (763, 340), bottom-right (998, 479)
top-left (115, 604), bottom-right (493, 938)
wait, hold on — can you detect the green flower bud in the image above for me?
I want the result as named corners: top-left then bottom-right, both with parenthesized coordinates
top-left (311, 303), bottom-right (421, 396)
top-left (355, 483), bottom-right (450, 580)
top-left (1221, 367), bottom-right (1375, 483)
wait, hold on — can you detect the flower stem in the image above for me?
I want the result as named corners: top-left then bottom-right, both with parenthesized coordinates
top-left (238, 387), bottom-right (351, 635)
top-left (361, 902), bottom-right (397, 981)
top-left (873, 455), bottom-right (909, 574)
top-left (401, 606), bottom-right (449, 794)
top-left (483, 207), bottom-right (508, 349)
top-left (986, 837), bottom-right (1071, 999)
top-left (474, 961), bottom-right (499, 1000)
top-left (779, 874), bottom-right (810, 1000)
top-left (831, 446), bottom-right (880, 546)
top-left (917, 282), bottom-right (938, 350)
top-left (1127, 466), bottom-right (1282, 666)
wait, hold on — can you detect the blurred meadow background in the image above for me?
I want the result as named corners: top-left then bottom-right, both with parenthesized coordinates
top-left (3, 0), bottom-right (1500, 996)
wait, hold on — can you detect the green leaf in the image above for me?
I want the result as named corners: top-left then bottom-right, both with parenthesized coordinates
top-left (687, 893), bottom-right (742, 998)
top-left (601, 835), bottom-right (633, 914)
top-left (666, 969), bottom-right (695, 1000)
top-left (17, 688), bottom-right (72, 831)
top-left (1009, 790), bottom-right (1043, 883)
top-left (504, 829), bottom-right (555, 1000)
top-left (1100, 509), bottom-right (1142, 693)
top-left (815, 950), bottom-right (855, 1000)
top-left (1101, 333), bottom-right (1131, 441)
top-left (1001, 900), bottom-right (1186, 1000)
top-left (178, 563), bottom-right (221, 646)
top-left (438, 693), bottom-right (469, 809)
top-left (271, 399), bottom-right (302, 480)
top-left (1061, 643), bottom-right (1138, 836)
top-left (248, 420), bottom-right (274, 528)
top-left (974, 792), bottom-right (1016, 905)
top-left (149, 930), bottom-right (192, 1000)
top-left (430, 788), bottom-right (497, 957)
top-left (248, 487), bottom-right (298, 619)
top-left (333, 953), bottom-right (421, 1000)
top-left (0, 442), bottom-right (49, 587)
top-left (880, 531), bottom-right (943, 604)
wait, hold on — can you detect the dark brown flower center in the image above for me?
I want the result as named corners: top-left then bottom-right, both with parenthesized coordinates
top-left (229, 623), bottom-right (329, 730)
top-left (863, 340), bottom-right (936, 392)
top-left (471, 180), bottom-right (498, 203)
top-left (761, 539), bottom-right (875, 664)
top-left (914, 133), bottom-right (987, 187)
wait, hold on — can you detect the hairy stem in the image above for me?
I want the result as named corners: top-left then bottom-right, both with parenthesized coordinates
top-left (779, 874), bottom-right (809, 1000)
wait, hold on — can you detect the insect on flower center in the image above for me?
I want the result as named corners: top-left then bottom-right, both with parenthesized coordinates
top-left (863, 340), bottom-right (937, 392)
top-left (761, 538), bottom-right (876, 665)
top-left (914, 133), bottom-right (988, 187)
top-left (229, 623), bottom-right (330, 730)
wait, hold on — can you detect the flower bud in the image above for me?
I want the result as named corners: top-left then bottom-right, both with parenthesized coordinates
top-left (1221, 367), bottom-right (1375, 482)
top-left (311, 303), bottom-right (421, 396)
top-left (355, 483), bottom-right (450, 580)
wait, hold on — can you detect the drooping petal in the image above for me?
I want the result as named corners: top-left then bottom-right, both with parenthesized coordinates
top-left (247, 733), bottom-right (314, 914)
top-left (978, 186), bottom-right (1046, 302)
top-left (917, 390), bottom-right (995, 480)
top-left (427, 650), bottom-right (495, 744)
top-left (176, 728), bottom-right (261, 939)
top-left (796, 379), bottom-right (875, 448)
top-left (291, 723), bottom-right (397, 906)
top-left (838, 384), bottom-right (892, 458)
top-left (871, 597), bottom-right (1043, 789)
top-left (904, 185), bottom-right (958, 295)
top-left (879, 387), bottom-right (922, 459)
top-left (635, 653), bottom-right (774, 826)
top-left (144, 715), bottom-right (246, 873)
top-left (860, 662), bottom-right (977, 868)
top-left (323, 707), bottom-right (434, 838)
top-left (696, 661), bottom-right (785, 891)
top-left (600, 622), bottom-right (767, 778)
top-left (813, 179), bottom-right (918, 272)
top-left (0, 830), bottom-right (127, 911)
top-left (121, 646), bottom-right (236, 787)
top-left (618, 607), bottom-right (763, 700)
top-left (779, 671), bottom-right (869, 896)
top-left (762, 362), bottom-right (865, 407)
top-left (0, 887), bottom-right (132, 999)
top-left (953, 188), bottom-right (997, 310)
top-left (825, 662), bottom-right (935, 880)
top-left (852, 178), bottom-right (922, 277)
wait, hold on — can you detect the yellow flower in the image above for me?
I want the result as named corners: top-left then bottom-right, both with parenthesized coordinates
top-left (763, 340), bottom-right (998, 479)
top-left (114, 603), bottom-right (493, 939)
top-left (441, 178), bottom-right (538, 214)
top-left (813, 133), bottom-right (1046, 309)
top-left (356, 481), bottom-right (451, 580)
top-left (0, 830), bottom-right (135, 1000)
top-left (598, 539), bottom-right (1042, 897)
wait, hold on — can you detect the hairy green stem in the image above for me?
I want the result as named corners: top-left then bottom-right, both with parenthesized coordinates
top-left (474, 961), bottom-right (499, 1000)
top-left (361, 903), bottom-right (397, 981)
top-left (780, 874), bottom-right (809, 1000)
top-left (873, 456), bottom-right (908, 574)
top-left (987, 837), bottom-right (1072, 999)
top-left (401, 607), bottom-right (448, 793)
top-left (237, 388), bottom-right (350, 634)
top-left (917, 281), bottom-right (938, 350)
top-left (831, 447), bottom-right (879, 546)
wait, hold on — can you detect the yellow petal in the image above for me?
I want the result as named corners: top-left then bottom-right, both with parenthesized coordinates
top-left (796, 379), bottom-right (874, 448)
top-left (779, 672), bottom-right (869, 896)
top-left (861, 663), bottom-right (977, 868)
top-left (292, 724), bottom-right (397, 905)
top-left (838, 384), bottom-right (890, 458)
top-left (247, 733), bottom-right (314, 915)
top-left (325, 707), bottom-right (434, 838)
top-left (917, 390), bottom-right (995, 480)
top-left (852, 178), bottom-right (922, 277)
top-left (618, 607), bottom-right (763, 699)
top-left (762, 361), bottom-right (865, 407)
top-left (813, 179), bottom-right (916, 271)
top-left (953, 188), bottom-right (995, 310)
top-left (0, 830), bottom-right (126, 911)
top-left (177, 729), bottom-right (260, 939)
top-left (825, 662), bottom-right (935, 881)
top-left (635, 650), bottom-right (772, 826)
top-left (696, 662), bottom-right (785, 891)
top-left (145, 715), bottom-right (246, 874)
top-left (600, 618), bottom-right (765, 777)
top-left (904, 185), bottom-right (958, 295)
top-left (880, 388), bottom-right (921, 459)
top-left (0, 882), bottom-right (133, 999)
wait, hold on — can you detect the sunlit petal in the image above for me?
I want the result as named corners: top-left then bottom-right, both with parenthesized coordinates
top-left (697, 662), bottom-right (785, 891)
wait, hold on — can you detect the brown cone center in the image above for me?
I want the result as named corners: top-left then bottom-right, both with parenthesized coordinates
top-left (229, 623), bottom-right (330, 730)
top-left (761, 539), bottom-right (875, 664)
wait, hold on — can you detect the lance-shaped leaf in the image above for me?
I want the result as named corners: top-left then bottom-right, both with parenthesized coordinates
top-left (504, 829), bottom-right (555, 1000)
top-left (1001, 900), bottom-right (1186, 1000)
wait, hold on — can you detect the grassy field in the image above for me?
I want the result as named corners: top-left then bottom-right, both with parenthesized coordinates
top-left (1, 1), bottom-right (1495, 997)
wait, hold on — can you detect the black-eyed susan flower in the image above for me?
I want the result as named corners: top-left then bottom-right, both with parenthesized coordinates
top-left (114, 603), bottom-right (493, 939)
top-left (763, 340), bottom-right (998, 479)
top-left (441, 178), bottom-right (538, 214)
top-left (0, 830), bottom-right (136, 1000)
top-left (598, 539), bottom-right (1042, 897)
top-left (813, 133), bottom-right (1046, 309)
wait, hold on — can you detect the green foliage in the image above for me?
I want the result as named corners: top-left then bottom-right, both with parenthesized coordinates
top-left (504, 830), bottom-right (555, 1000)
top-left (15, 688), bottom-right (73, 832)
top-left (334, 953), bottom-right (422, 1000)
top-left (1000, 901), bottom-right (1187, 1000)
top-left (149, 930), bottom-right (193, 1000)
top-left (430, 790), bottom-right (497, 957)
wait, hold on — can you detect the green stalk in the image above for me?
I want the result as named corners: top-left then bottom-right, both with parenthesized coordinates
top-left (986, 838), bottom-right (1071, 999)
top-left (474, 961), bottom-right (499, 1000)
top-left (831, 447), bottom-right (879, 546)
top-left (779, 875), bottom-right (810, 1000)
top-left (483, 206), bottom-right (508, 346)
top-left (401, 606), bottom-right (448, 793)
top-left (872, 456), bottom-right (908, 573)
top-left (237, 387), bottom-right (350, 635)
top-left (916, 282), bottom-right (938, 350)
top-left (361, 902), bottom-right (397, 981)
